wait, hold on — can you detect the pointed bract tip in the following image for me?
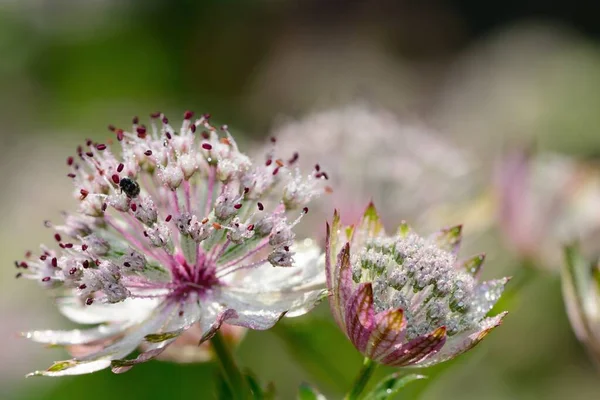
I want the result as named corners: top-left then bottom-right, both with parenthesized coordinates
top-left (445, 224), bottom-right (463, 236)
top-left (433, 224), bottom-right (464, 255)
top-left (461, 253), bottom-right (486, 276)
top-left (398, 220), bottom-right (411, 237)
top-left (432, 326), bottom-right (447, 338)
top-left (359, 280), bottom-right (374, 294)
top-left (363, 201), bottom-right (379, 218)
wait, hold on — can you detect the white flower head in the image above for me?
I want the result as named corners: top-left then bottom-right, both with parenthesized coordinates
top-left (267, 103), bottom-right (477, 232)
top-left (17, 111), bottom-right (328, 376)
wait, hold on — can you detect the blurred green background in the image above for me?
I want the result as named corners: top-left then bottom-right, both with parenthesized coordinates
top-left (2, 1), bottom-right (600, 399)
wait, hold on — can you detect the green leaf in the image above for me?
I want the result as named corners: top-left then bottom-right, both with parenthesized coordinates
top-left (263, 382), bottom-right (276, 400)
top-left (298, 382), bottom-right (326, 400)
top-left (245, 372), bottom-right (264, 400)
top-left (271, 318), bottom-right (353, 392)
top-left (243, 372), bottom-right (276, 400)
top-left (363, 373), bottom-right (427, 400)
top-left (216, 372), bottom-right (233, 400)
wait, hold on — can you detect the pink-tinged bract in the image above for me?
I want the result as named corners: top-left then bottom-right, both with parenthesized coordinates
top-left (326, 203), bottom-right (508, 367)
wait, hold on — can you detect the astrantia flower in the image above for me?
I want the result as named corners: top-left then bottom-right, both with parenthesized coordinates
top-left (17, 111), bottom-right (328, 376)
top-left (326, 203), bottom-right (508, 367)
top-left (562, 245), bottom-right (600, 365)
top-left (496, 150), bottom-right (600, 269)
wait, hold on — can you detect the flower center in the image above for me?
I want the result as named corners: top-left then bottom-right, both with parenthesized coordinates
top-left (169, 252), bottom-right (220, 300)
top-left (352, 233), bottom-right (477, 339)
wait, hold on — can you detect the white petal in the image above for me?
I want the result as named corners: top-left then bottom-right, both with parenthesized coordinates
top-left (77, 301), bottom-right (177, 362)
top-left (28, 302), bottom-right (178, 377)
top-left (174, 293), bottom-right (203, 330)
top-left (214, 289), bottom-right (297, 329)
top-left (22, 323), bottom-right (128, 345)
top-left (28, 360), bottom-right (111, 377)
top-left (57, 295), bottom-right (159, 324)
top-left (230, 240), bottom-right (325, 292)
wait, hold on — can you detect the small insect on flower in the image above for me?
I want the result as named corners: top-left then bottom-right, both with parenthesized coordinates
top-left (18, 111), bottom-right (329, 376)
top-left (326, 203), bottom-right (508, 367)
top-left (119, 177), bottom-right (141, 199)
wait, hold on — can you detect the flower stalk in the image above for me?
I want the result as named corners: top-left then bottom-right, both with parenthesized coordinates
top-left (345, 357), bottom-right (377, 400)
top-left (211, 331), bottom-right (250, 399)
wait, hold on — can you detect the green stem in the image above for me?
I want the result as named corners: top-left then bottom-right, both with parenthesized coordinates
top-left (345, 358), bottom-right (378, 400)
top-left (211, 331), bottom-right (249, 399)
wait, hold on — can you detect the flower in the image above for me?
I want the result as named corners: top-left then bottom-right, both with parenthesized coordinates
top-left (267, 104), bottom-right (478, 232)
top-left (326, 203), bottom-right (508, 367)
top-left (561, 245), bottom-right (600, 365)
top-left (18, 111), bottom-right (328, 376)
top-left (495, 150), bottom-right (600, 269)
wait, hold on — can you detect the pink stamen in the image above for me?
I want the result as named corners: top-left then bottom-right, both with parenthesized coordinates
top-left (203, 166), bottom-right (216, 216)
top-left (217, 258), bottom-right (268, 278)
top-left (220, 238), bottom-right (270, 270)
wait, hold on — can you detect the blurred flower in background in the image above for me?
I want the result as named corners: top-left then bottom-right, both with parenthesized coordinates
top-left (267, 103), bottom-right (479, 234)
top-left (433, 23), bottom-right (600, 155)
top-left (495, 150), bottom-right (600, 270)
top-left (562, 245), bottom-right (600, 366)
top-left (0, 136), bottom-right (79, 397)
top-left (153, 323), bottom-right (246, 364)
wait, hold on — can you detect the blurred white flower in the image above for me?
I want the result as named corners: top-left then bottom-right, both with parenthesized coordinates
top-left (495, 150), bottom-right (600, 269)
top-left (267, 104), bottom-right (479, 233)
top-left (562, 245), bottom-right (600, 365)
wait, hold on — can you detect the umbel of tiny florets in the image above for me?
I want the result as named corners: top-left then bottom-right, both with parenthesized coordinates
top-left (326, 203), bottom-right (508, 367)
top-left (16, 111), bottom-right (329, 376)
